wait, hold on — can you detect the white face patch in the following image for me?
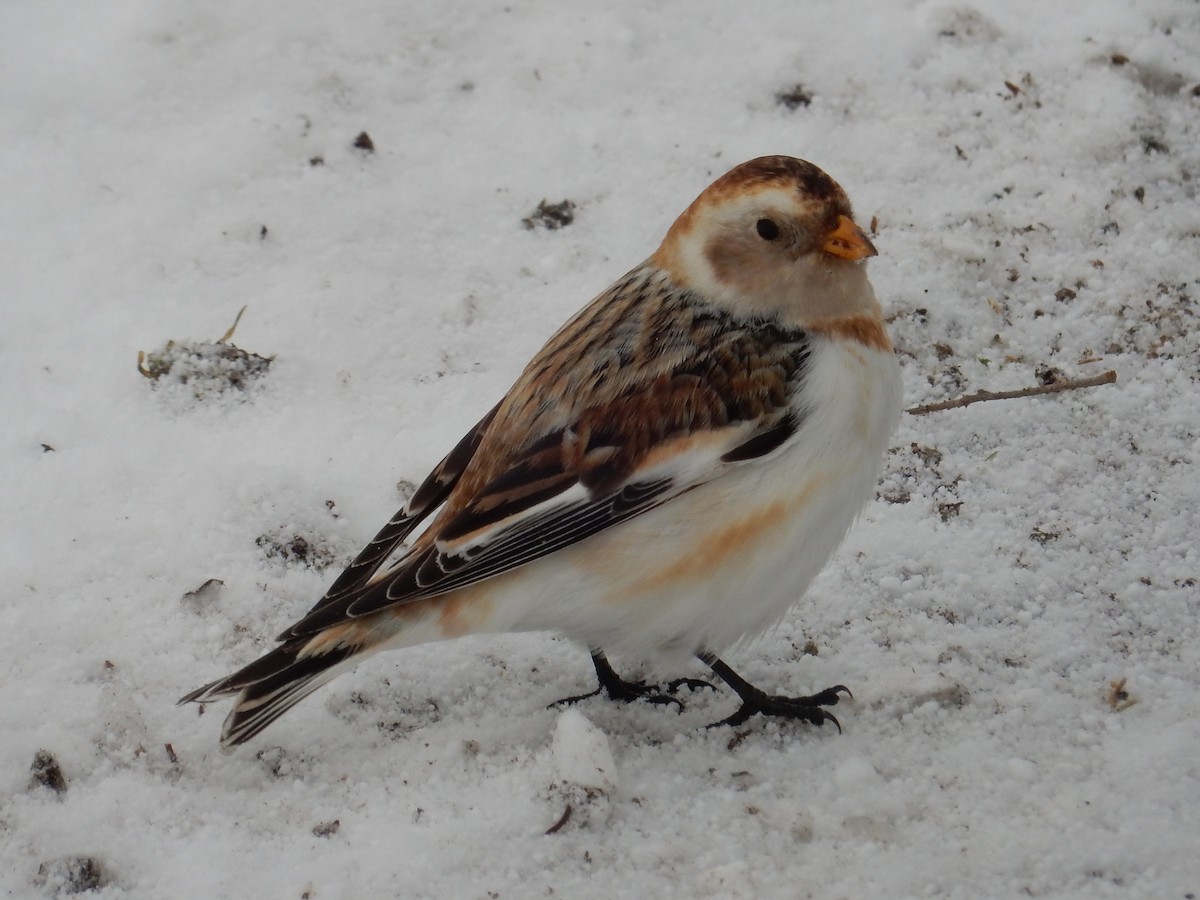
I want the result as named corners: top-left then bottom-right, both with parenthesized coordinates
top-left (661, 185), bottom-right (872, 328)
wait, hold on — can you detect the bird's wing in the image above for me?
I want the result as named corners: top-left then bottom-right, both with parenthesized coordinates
top-left (282, 288), bottom-right (813, 639)
top-left (304, 402), bottom-right (501, 609)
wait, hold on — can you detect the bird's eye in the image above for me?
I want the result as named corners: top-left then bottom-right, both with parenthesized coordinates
top-left (756, 218), bottom-right (780, 241)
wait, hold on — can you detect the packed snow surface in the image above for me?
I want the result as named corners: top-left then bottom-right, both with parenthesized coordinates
top-left (3, 1), bottom-right (1198, 897)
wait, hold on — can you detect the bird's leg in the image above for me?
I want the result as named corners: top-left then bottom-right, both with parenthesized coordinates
top-left (549, 650), bottom-right (683, 711)
top-left (698, 652), bottom-right (850, 731)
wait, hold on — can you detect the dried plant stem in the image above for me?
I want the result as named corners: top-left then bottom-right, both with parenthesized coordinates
top-left (218, 305), bottom-right (249, 344)
top-left (907, 370), bottom-right (1117, 415)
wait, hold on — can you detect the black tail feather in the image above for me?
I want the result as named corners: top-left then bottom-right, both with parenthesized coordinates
top-left (179, 641), bottom-right (359, 747)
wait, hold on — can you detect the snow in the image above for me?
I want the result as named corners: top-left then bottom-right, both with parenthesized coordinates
top-left (548, 708), bottom-right (618, 830)
top-left (3, 0), bottom-right (1198, 897)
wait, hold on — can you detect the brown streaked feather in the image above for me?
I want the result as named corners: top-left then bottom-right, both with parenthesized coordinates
top-left (283, 474), bottom-right (680, 636)
top-left (297, 402), bottom-right (500, 622)
top-left (278, 157), bottom-right (881, 641)
top-left (449, 268), bottom-right (811, 510)
top-left (424, 276), bottom-right (812, 545)
top-left (279, 274), bottom-right (814, 639)
top-left (659, 157), bottom-right (845, 249)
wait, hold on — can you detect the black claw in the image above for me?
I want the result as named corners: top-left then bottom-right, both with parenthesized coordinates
top-left (667, 677), bottom-right (718, 694)
top-left (548, 687), bottom-right (603, 709)
top-left (810, 684), bottom-right (853, 704)
top-left (706, 698), bottom-right (843, 731)
top-left (603, 677), bottom-right (655, 703)
top-left (644, 693), bottom-right (685, 712)
top-left (550, 682), bottom-right (684, 712)
top-left (707, 707), bottom-right (752, 729)
top-left (550, 651), bottom-right (684, 713)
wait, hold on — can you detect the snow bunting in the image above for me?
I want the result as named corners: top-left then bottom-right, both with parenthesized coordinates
top-left (181, 155), bottom-right (903, 747)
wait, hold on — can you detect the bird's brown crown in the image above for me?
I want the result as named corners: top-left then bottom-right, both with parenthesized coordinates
top-left (651, 156), bottom-right (885, 342)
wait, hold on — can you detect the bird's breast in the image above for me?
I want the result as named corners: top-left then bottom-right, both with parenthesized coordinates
top-left (548, 334), bottom-right (902, 656)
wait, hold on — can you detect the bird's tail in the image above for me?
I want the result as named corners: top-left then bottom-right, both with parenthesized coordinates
top-left (178, 640), bottom-right (363, 748)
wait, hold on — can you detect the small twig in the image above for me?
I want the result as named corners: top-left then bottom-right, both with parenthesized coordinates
top-left (906, 370), bottom-right (1116, 415)
top-left (545, 805), bottom-right (573, 834)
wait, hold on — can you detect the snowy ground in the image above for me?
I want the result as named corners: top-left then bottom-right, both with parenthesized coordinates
top-left (3, 1), bottom-right (1199, 897)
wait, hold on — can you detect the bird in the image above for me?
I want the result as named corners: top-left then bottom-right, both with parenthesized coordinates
top-left (180, 155), bottom-right (903, 748)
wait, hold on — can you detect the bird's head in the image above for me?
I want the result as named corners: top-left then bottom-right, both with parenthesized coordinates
top-left (652, 156), bottom-right (880, 328)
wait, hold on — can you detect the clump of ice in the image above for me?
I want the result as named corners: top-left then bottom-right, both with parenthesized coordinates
top-left (546, 709), bottom-right (618, 831)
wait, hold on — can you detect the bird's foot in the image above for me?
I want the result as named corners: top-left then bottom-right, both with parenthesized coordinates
top-left (549, 651), bottom-right (683, 712)
top-left (549, 679), bottom-right (683, 711)
top-left (706, 684), bottom-right (850, 730)
top-left (698, 652), bottom-right (850, 732)
top-left (550, 678), bottom-right (683, 711)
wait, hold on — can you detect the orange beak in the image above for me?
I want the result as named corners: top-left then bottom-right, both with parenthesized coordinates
top-left (821, 215), bottom-right (877, 261)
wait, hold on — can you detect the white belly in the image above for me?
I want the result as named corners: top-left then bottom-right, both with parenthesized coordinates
top-left (483, 337), bottom-right (903, 661)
